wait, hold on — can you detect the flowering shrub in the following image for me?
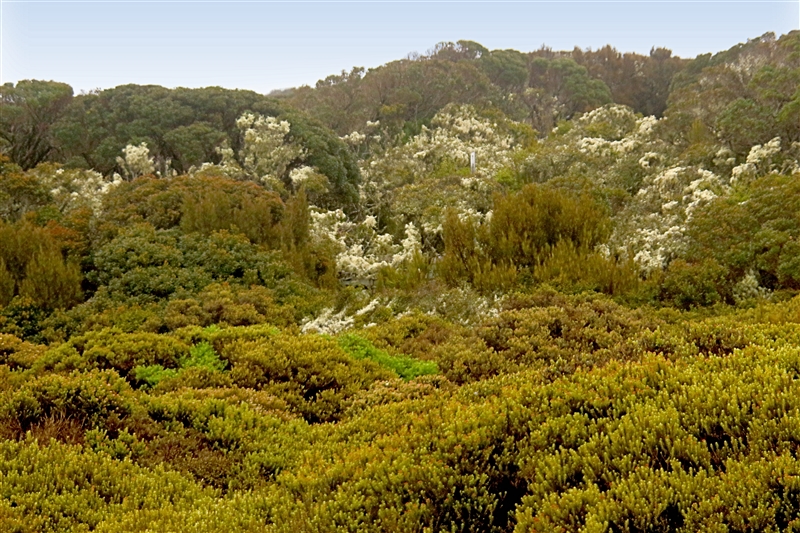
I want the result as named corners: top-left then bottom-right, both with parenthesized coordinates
top-left (20, 164), bottom-right (123, 216)
top-left (116, 142), bottom-right (155, 180)
top-left (612, 166), bottom-right (727, 272)
top-left (519, 104), bottom-right (667, 194)
top-left (360, 104), bottom-right (524, 237)
top-left (309, 208), bottom-right (421, 283)
top-left (729, 137), bottom-right (799, 185)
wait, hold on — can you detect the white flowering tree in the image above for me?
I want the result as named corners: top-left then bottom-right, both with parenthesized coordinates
top-left (216, 113), bottom-right (298, 184)
top-left (520, 104), bottom-right (671, 196)
top-left (340, 119), bottom-right (382, 159)
top-left (207, 112), bottom-right (330, 197)
top-left (116, 142), bottom-right (155, 180)
top-left (50, 169), bottom-right (123, 216)
top-left (730, 137), bottom-right (799, 185)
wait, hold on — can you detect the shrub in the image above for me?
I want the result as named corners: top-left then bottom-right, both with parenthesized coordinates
top-left (130, 364), bottom-right (178, 389)
top-left (439, 184), bottom-right (611, 292)
top-left (181, 341), bottom-right (227, 372)
top-left (35, 328), bottom-right (190, 376)
top-left (660, 258), bottom-right (728, 309)
top-left (0, 333), bottom-right (46, 370)
top-left (0, 369), bottom-right (135, 438)
top-left (224, 332), bottom-right (393, 422)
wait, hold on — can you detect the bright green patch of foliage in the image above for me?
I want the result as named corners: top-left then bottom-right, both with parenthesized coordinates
top-left (338, 333), bottom-right (438, 380)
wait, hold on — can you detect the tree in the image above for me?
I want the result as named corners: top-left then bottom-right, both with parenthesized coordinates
top-left (0, 80), bottom-right (73, 169)
top-left (478, 49), bottom-right (529, 92)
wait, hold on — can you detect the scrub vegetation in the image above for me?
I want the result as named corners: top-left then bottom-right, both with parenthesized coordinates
top-left (2, 31), bottom-right (800, 531)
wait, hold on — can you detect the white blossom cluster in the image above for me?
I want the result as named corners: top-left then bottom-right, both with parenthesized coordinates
top-left (405, 104), bottom-right (517, 179)
top-left (215, 112), bottom-right (305, 190)
top-left (730, 137), bottom-right (783, 185)
top-left (339, 120), bottom-right (382, 158)
top-left (522, 104), bottom-right (671, 192)
top-left (300, 307), bottom-right (354, 335)
top-left (116, 142), bottom-right (155, 180)
top-left (310, 209), bottom-right (421, 282)
top-left (287, 165), bottom-right (330, 197)
top-left (362, 104), bottom-right (518, 192)
top-left (574, 105), bottom-right (643, 139)
top-left (358, 105), bottom-right (514, 241)
top-left (613, 166), bottom-right (727, 272)
top-left (300, 297), bottom-right (388, 334)
top-left (732, 270), bottom-right (770, 304)
top-left (36, 166), bottom-right (123, 215)
top-left (340, 131), bottom-right (366, 145)
top-left (570, 106), bottom-right (657, 158)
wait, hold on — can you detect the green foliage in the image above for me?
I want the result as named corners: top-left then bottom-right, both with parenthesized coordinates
top-left (130, 364), bottom-right (178, 388)
top-left (182, 342), bottom-right (227, 372)
top-left (89, 223), bottom-right (295, 304)
top-left (686, 173), bottom-right (800, 294)
top-left (36, 328), bottom-right (189, 376)
top-left (572, 45), bottom-right (687, 117)
top-left (0, 156), bottom-right (53, 222)
top-left (100, 175), bottom-right (284, 242)
top-left (440, 184), bottom-right (611, 292)
top-left (660, 258), bottom-right (728, 309)
top-left (18, 248), bottom-right (82, 310)
top-left (5, 34), bottom-right (800, 533)
top-left (129, 343), bottom-right (225, 389)
top-left (180, 179), bottom-right (283, 246)
top-left (0, 221), bottom-right (83, 311)
top-left (0, 260), bottom-right (14, 307)
top-left (665, 31), bottom-right (800, 157)
top-left (0, 333), bottom-right (46, 370)
top-left (224, 332), bottom-right (394, 422)
top-left (0, 81), bottom-right (73, 169)
top-left (47, 84), bottom-right (361, 209)
top-left (338, 333), bottom-right (438, 380)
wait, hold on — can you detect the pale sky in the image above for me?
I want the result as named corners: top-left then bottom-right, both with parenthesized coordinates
top-left (1, 1), bottom-right (798, 94)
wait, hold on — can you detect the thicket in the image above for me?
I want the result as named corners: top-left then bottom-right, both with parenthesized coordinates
top-left (1, 31), bottom-right (800, 532)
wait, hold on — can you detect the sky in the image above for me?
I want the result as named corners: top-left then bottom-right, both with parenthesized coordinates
top-left (1, 1), bottom-right (798, 94)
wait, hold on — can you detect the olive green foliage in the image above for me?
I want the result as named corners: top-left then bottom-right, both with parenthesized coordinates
top-left (687, 173), bottom-right (800, 292)
top-left (660, 259), bottom-right (728, 309)
top-left (0, 81), bottom-right (73, 169)
top-left (288, 39), bottom-right (677, 146)
top-left (130, 341), bottom-right (226, 389)
top-left (90, 224), bottom-right (290, 303)
top-left (0, 221), bottom-right (82, 311)
top-left (572, 45), bottom-right (687, 117)
top-left (0, 155), bottom-right (53, 222)
top-left (100, 175), bottom-right (284, 243)
top-left (440, 184), bottom-right (611, 292)
top-left (223, 331), bottom-right (394, 422)
top-left (182, 342), bottom-right (227, 372)
top-left (666, 31), bottom-right (800, 156)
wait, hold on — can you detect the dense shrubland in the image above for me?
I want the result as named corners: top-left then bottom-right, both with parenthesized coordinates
top-left (2, 31), bottom-right (800, 531)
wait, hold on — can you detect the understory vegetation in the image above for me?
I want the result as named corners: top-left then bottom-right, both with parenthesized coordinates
top-left (2, 31), bottom-right (800, 531)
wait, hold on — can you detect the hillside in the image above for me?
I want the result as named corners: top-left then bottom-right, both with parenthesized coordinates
top-left (1, 32), bottom-right (800, 531)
